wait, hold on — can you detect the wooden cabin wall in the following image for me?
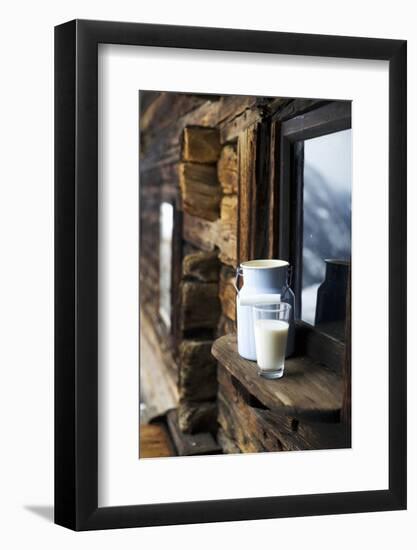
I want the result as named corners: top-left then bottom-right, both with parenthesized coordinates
top-left (139, 91), bottom-right (262, 434)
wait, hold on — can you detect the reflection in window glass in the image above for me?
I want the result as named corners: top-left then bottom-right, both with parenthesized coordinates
top-left (302, 129), bottom-right (352, 339)
top-left (159, 202), bottom-right (174, 328)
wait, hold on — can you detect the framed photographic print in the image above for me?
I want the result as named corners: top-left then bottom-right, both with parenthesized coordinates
top-left (55, 19), bottom-right (407, 530)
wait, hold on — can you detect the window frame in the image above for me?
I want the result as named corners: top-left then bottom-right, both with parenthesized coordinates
top-left (272, 101), bottom-right (352, 371)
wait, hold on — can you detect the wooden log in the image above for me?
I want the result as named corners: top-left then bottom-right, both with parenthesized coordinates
top-left (217, 314), bottom-right (236, 337)
top-left (216, 427), bottom-right (241, 454)
top-left (183, 212), bottom-right (219, 252)
top-left (271, 98), bottom-right (328, 122)
top-left (139, 423), bottom-right (176, 459)
top-left (167, 409), bottom-right (221, 455)
top-left (177, 400), bottom-right (217, 435)
top-left (182, 211), bottom-right (237, 268)
top-left (181, 281), bottom-right (220, 330)
top-left (217, 145), bottom-right (238, 194)
top-left (218, 369), bottom-right (283, 453)
top-left (218, 194), bottom-right (238, 267)
top-left (220, 106), bottom-right (263, 143)
top-left (179, 339), bottom-right (217, 401)
top-left (140, 92), bottom-right (207, 134)
top-left (217, 231), bottom-right (237, 267)
top-left (237, 124), bottom-right (257, 263)
top-left (220, 194), bottom-right (238, 224)
top-left (212, 335), bottom-right (343, 421)
top-left (179, 162), bottom-right (221, 221)
top-left (182, 126), bottom-right (221, 163)
top-left (182, 250), bottom-right (220, 282)
top-left (140, 95), bottom-right (258, 171)
top-left (217, 368), bottom-right (345, 453)
top-left (219, 266), bottom-right (236, 321)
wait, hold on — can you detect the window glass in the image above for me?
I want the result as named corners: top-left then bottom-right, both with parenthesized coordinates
top-left (159, 202), bottom-right (174, 328)
top-left (301, 129), bottom-right (352, 339)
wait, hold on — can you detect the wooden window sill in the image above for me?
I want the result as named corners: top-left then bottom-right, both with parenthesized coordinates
top-left (212, 335), bottom-right (343, 422)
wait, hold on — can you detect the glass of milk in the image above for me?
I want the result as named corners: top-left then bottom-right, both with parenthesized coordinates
top-left (252, 303), bottom-right (291, 379)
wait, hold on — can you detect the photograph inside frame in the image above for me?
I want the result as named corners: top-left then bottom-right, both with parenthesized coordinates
top-left (138, 91), bottom-right (352, 459)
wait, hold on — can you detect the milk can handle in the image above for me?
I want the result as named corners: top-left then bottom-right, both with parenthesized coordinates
top-left (233, 266), bottom-right (243, 294)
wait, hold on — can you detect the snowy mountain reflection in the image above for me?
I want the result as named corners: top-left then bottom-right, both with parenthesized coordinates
top-left (302, 163), bottom-right (351, 327)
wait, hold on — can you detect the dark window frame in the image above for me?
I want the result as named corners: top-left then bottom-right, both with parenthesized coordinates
top-left (274, 101), bottom-right (352, 370)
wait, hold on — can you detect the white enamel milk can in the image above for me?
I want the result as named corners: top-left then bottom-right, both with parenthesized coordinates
top-left (234, 259), bottom-right (295, 360)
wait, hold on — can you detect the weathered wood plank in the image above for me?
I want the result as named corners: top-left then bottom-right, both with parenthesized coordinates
top-left (271, 98), bottom-right (329, 122)
top-left (216, 314), bottom-right (236, 337)
top-left (295, 321), bottom-right (345, 373)
top-left (218, 194), bottom-right (238, 266)
top-left (140, 310), bottom-right (179, 404)
top-left (218, 368), bottom-right (346, 453)
top-left (217, 144), bottom-right (238, 195)
top-left (182, 250), bottom-right (220, 282)
top-left (216, 427), bottom-right (241, 454)
top-left (167, 409), bottom-right (221, 455)
top-left (140, 92), bottom-right (208, 134)
top-left (182, 126), bottom-right (221, 163)
top-left (220, 106), bottom-right (263, 143)
top-left (219, 266), bottom-right (236, 321)
top-left (220, 194), bottom-right (237, 224)
top-left (139, 423), bottom-right (176, 459)
top-left (176, 400), bottom-right (218, 435)
top-left (179, 162), bottom-right (221, 221)
top-left (212, 335), bottom-right (343, 420)
top-left (183, 212), bottom-right (219, 252)
top-left (179, 339), bottom-right (217, 401)
top-left (181, 281), bottom-right (220, 330)
top-left (182, 212), bottom-right (236, 266)
top-left (237, 124), bottom-right (257, 263)
top-left (140, 95), bottom-right (259, 170)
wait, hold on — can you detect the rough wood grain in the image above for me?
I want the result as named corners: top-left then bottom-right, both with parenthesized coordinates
top-left (179, 162), bottom-right (221, 221)
top-left (167, 409), bottom-right (221, 455)
top-left (140, 95), bottom-right (258, 171)
top-left (179, 339), bottom-right (217, 401)
top-left (183, 212), bottom-right (218, 252)
top-left (181, 281), bottom-right (220, 330)
top-left (219, 266), bottom-right (236, 321)
top-left (217, 314), bottom-right (236, 337)
top-left (140, 92), bottom-right (208, 134)
top-left (237, 124), bottom-right (257, 263)
top-left (140, 310), bottom-right (179, 413)
top-left (182, 250), bottom-right (220, 282)
top-left (182, 126), bottom-right (221, 163)
top-left (220, 106), bottom-right (263, 143)
top-left (218, 194), bottom-right (238, 266)
top-left (212, 335), bottom-right (343, 420)
top-left (220, 194), bottom-right (237, 224)
top-left (218, 368), bottom-right (345, 453)
top-left (177, 400), bottom-right (218, 435)
top-left (216, 427), bottom-right (241, 454)
top-left (182, 212), bottom-right (237, 267)
top-left (217, 144), bottom-right (238, 194)
top-left (139, 423), bottom-right (176, 458)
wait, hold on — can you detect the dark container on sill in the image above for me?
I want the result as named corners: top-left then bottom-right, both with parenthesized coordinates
top-left (315, 260), bottom-right (350, 333)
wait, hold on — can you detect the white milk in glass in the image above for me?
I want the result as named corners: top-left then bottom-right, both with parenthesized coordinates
top-left (254, 319), bottom-right (289, 374)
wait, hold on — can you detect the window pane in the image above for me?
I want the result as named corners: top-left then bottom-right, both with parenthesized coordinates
top-left (301, 129), bottom-right (352, 339)
top-left (159, 202), bottom-right (174, 328)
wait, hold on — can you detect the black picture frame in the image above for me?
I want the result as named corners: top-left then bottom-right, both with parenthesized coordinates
top-left (55, 19), bottom-right (407, 531)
